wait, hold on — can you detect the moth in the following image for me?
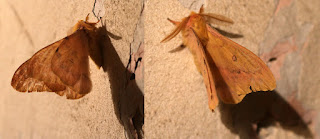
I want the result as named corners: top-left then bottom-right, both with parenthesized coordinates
top-left (161, 6), bottom-right (276, 111)
top-left (11, 15), bottom-right (101, 99)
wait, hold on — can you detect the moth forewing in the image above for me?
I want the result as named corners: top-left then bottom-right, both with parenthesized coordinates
top-left (11, 15), bottom-right (100, 99)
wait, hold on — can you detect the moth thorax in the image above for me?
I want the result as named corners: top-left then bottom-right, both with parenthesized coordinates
top-left (71, 20), bottom-right (96, 34)
top-left (191, 17), bottom-right (209, 46)
top-left (193, 26), bottom-right (209, 46)
top-left (80, 21), bottom-right (96, 31)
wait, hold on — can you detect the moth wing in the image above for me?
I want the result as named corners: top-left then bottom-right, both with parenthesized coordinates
top-left (51, 30), bottom-right (92, 98)
top-left (11, 30), bottom-right (92, 99)
top-left (11, 39), bottom-right (67, 94)
top-left (187, 29), bottom-right (219, 110)
top-left (205, 25), bottom-right (276, 104)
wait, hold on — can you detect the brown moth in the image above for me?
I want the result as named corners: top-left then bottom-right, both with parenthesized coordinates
top-left (11, 15), bottom-right (101, 99)
top-left (161, 6), bottom-right (276, 111)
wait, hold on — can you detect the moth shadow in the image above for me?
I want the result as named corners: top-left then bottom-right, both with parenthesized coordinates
top-left (219, 91), bottom-right (313, 139)
top-left (211, 25), bottom-right (243, 39)
top-left (169, 44), bottom-right (186, 53)
top-left (95, 25), bottom-right (144, 138)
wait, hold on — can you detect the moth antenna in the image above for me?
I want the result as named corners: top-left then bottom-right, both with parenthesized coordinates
top-left (167, 18), bottom-right (181, 25)
top-left (83, 14), bottom-right (100, 26)
top-left (161, 17), bottom-right (189, 43)
top-left (199, 5), bottom-right (204, 13)
top-left (85, 13), bottom-right (90, 22)
top-left (200, 13), bottom-right (234, 24)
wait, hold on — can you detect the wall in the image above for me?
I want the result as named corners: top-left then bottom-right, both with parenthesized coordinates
top-left (1, 0), bottom-right (320, 138)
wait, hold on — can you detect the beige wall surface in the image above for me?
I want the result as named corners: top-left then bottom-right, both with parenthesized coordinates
top-left (1, 0), bottom-right (320, 138)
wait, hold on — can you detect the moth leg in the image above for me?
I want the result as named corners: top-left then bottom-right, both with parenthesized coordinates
top-left (199, 5), bottom-right (204, 13)
top-left (85, 13), bottom-right (90, 22)
top-left (167, 18), bottom-right (180, 25)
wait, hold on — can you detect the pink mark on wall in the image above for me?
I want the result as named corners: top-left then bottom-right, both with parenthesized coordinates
top-left (260, 36), bottom-right (297, 80)
top-left (275, 0), bottom-right (293, 15)
top-left (127, 43), bottom-right (144, 81)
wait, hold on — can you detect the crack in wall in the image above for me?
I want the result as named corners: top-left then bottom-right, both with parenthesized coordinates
top-left (7, 1), bottom-right (35, 48)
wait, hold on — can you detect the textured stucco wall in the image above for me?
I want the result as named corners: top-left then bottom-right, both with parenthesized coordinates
top-left (1, 0), bottom-right (320, 138)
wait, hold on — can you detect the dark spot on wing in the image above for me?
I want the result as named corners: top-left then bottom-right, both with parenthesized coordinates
top-left (232, 55), bottom-right (237, 61)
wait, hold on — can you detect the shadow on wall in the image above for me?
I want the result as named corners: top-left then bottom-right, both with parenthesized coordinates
top-left (94, 22), bottom-right (144, 139)
top-left (208, 27), bottom-right (314, 139)
top-left (219, 91), bottom-right (314, 139)
top-left (192, 26), bottom-right (314, 139)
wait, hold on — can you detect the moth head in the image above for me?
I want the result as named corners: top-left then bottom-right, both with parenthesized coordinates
top-left (188, 12), bottom-right (209, 44)
top-left (161, 5), bottom-right (233, 43)
top-left (191, 5), bottom-right (234, 34)
top-left (189, 5), bottom-right (233, 45)
top-left (70, 14), bottom-right (100, 34)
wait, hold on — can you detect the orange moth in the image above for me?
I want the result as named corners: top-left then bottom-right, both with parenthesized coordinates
top-left (161, 6), bottom-right (276, 111)
top-left (11, 15), bottom-right (101, 99)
